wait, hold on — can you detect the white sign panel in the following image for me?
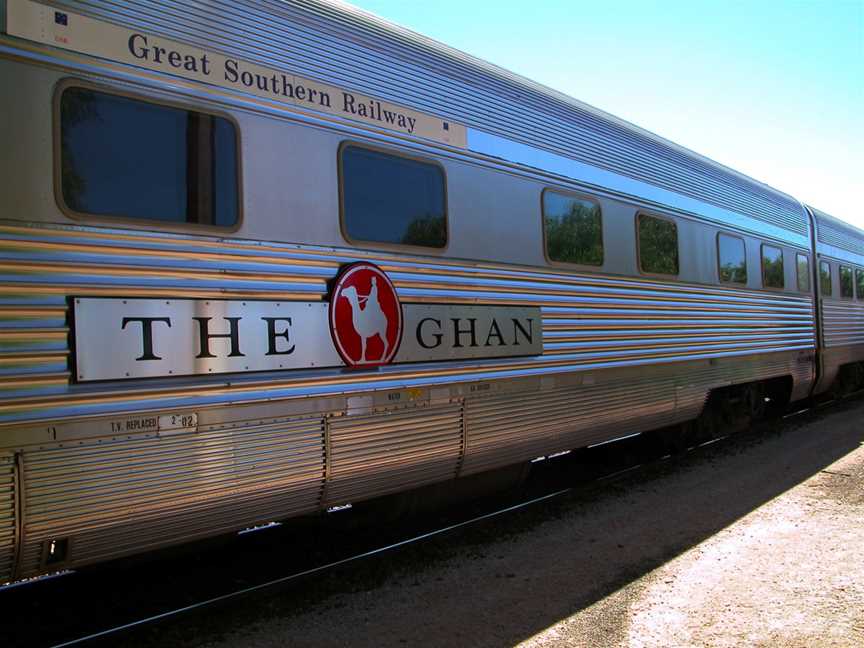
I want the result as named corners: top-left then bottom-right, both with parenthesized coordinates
top-left (5, 0), bottom-right (467, 147)
top-left (72, 298), bottom-right (543, 381)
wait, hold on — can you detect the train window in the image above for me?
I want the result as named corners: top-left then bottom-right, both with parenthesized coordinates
top-left (761, 245), bottom-right (784, 289)
top-left (796, 254), bottom-right (811, 292)
top-left (839, 265), bottom-right (854, 298)
top-left (637, 214), bottom-right (679, 275)
top-left (717, 233), bottom-right (747, 284)
top-left (58, 86), bottom-right (239, 227)
top-left (857, 269), bottom-right (864, 300)
top-left (820, 261), bottom-right (832, 296)
top-left (340, 144), bottom-right (446, 248)
top-left (542, 190), bottom-right (603, 266)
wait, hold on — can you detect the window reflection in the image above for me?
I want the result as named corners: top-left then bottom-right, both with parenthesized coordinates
top-left (761, 245), bottom-right (784, 289)
top-left (718, 233), bottom-right (747, 284)
top-left (857, 269), bottom-right (864, 300)
top-left (820, 261), bottom-right (832, 296)
top-left (543, 191), bottom-right (602, 265)
top-left (341, 145), bottom-right (446, 248)
top-left (60, 87), bottom-right (238, 226)
top-left (638, 214), bottom-right (679, 275)
top-left (796, 254), bottom-right (810, 292)
top-left (840, 265), bottom-right (854, 298)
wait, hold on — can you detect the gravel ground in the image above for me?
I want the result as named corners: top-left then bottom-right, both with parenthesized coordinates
top-left (193, 402), bottom-right (864, 648)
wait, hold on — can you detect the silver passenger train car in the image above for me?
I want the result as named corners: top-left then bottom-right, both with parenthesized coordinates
top-left (0, 0), bottom-right (862, 582)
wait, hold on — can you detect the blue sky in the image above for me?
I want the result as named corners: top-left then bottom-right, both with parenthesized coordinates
top-left (347, 0), bottom-right (863, 229)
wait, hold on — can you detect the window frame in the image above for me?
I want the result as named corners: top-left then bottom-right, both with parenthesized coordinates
top-left (839, 264), bottom-right (854, 299)
top-left (760, 243), bottom-right (785, 291)
top-left (540, 187), bottom-right (604, 268)
top-left (857, 268), bottom-right (864, 301)
top-left (819, 260), bottom-right (833, 297)
top-left (716, 232), bottom-right (748, 285)
top-left (635, 212), bottom-right (680, 278)
top-left (337, 140), bottom-right (450, 252)
top-left (796, 253), bottom-right (811, 293)
top-left (53, 79), bottom-right (243, 233)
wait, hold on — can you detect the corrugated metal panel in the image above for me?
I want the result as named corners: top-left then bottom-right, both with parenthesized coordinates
top-left (324, 401), bottom-right (462, 504)
top-left (462, 378), bottom-right (681, 475)
top-left (821, 300), bottom-right (864, 348)
top-left (17, 416), bottom-right (324, 576)
top-left (34, 0), bottom-right (807, 236)
top-left (0, 224), bottom-right (815, 422)
top-left (812, 207), bottom-right (864, 259)
top-left (0, 453), bottom-right (15, 582)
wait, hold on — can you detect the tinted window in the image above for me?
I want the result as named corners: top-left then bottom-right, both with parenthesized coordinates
top-left (717, 233), bottom-right (747, 284)
top-left (543, 191), bottom-right (602, 265)
top-left (761, 245), bottom-right (784, 289)
top-left (796, 254), bottom-right (810, 292)
top-left (638, 215), bottom-right (679, 275)
top-left (840, 265), bottom-right (854, 298)
top-left (820, 261), bottom-right (832, 296)
top-left (341, 145), bottom-right (446, 248)
top-left (60, 87), bottom-right (238, 226)
top-left (857, 269), bottom-right (864, 300)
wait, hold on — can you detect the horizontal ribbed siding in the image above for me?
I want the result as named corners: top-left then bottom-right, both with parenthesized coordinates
top-left (812, 207), bottom-right (864, 258)
top-left (17, 416), bottom-right (324, 575)
top-left (0, 223), bottom-right (815, 423)
top-left (37, 0), bottom-right (807, 236)
top-left (325, 401), bottom-right (462, 504)
top-left (462, 377), bottom-right (682, 475)
top-left (821, 300), bottom-right (864, 348)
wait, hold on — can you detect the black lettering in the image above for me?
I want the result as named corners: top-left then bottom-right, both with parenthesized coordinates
top-left (241, 70), bottom-right (254, 87)
top-left (200, 54), bottom-right (211, 75)
top-left (416, 318), bottom-right (443, 349)
top-left (407, 116), bottom-right (417, 133)
top-left (256, 72), bottom-right (269, 91)
top-left (295, 85), bottom-right (306, 100)
top-left (194, 317), bottom-right (245, 358)
top-left (152, 46), bottom-right (166, 64)
top-left (261, 317), bottom-right (295, 356)
top-left (318, 91), bottom-right (331, 108)
top-left (308, 88), bottom-right (318, 104)
top-left (342, 92), bottom-right (356, 113)
top-left (167, 50), bottom-right (182, 68)
top-left (183, 54), bottom-right (199, 73)
top-left (512, 318), bottom-right (534, 346)
top-left (280, 74), bottom-right (294, 98)
top-left (484, 319), bottom-right (506, 347)
top-left (128, 33), bottom-right (148, 60)
top-left (452, 318), bottom-right (478, 348)
top-left (224, 58), bottom-right (239, 83)
top-left (121, 317), bottom-right (171, 361)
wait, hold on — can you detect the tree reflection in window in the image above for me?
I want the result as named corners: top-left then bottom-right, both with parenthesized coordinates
top-left (341, 145), bottom-right (446, 248)
top-left (820, 261), bottom-right (832, 296)
top-left (840, 265), bottom-right (853, 298)
top-left (638, 214), bottom-right (679, 275)
top-left (59, 87), bottom-right (238, 226)
top-left (718, 233), bottom-right (747, 284)
top-left (856, 269), bottom-right (864, 300)
top-left (796, 254), bottom-right (810, 292)
top-left (543, 191), bottom-right (602, 265)
top-left (761, 245), bottom-right (784, 289)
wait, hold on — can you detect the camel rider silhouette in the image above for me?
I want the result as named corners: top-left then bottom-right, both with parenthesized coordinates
top-left (357, 277), bottom-right (379, 309)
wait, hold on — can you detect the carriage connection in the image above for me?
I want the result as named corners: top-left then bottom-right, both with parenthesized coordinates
top-left (0, 0), bottom-right (862, 582)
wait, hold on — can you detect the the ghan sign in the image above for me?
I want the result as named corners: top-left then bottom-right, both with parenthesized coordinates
top-left (72, 266), bottom-right (542, 381)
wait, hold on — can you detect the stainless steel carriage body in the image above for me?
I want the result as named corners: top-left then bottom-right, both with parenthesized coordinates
top-left (0, 0), bottom-right (848, 581)
top-left (808, 207), bottom-right (864, 392)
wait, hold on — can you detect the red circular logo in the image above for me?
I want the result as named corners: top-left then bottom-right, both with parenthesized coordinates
top-left (329, 263), bottom-right (403, 367)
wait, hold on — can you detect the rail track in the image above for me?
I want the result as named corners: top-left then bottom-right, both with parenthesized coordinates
top-left (1, 391), bottom-right (860, 648)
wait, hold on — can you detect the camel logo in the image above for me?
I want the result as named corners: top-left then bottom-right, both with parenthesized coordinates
top-left (329, 263), bottom-right (403, 367)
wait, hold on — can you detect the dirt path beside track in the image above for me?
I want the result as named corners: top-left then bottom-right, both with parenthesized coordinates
top-left (196, 402), bottom-right (864, 648)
